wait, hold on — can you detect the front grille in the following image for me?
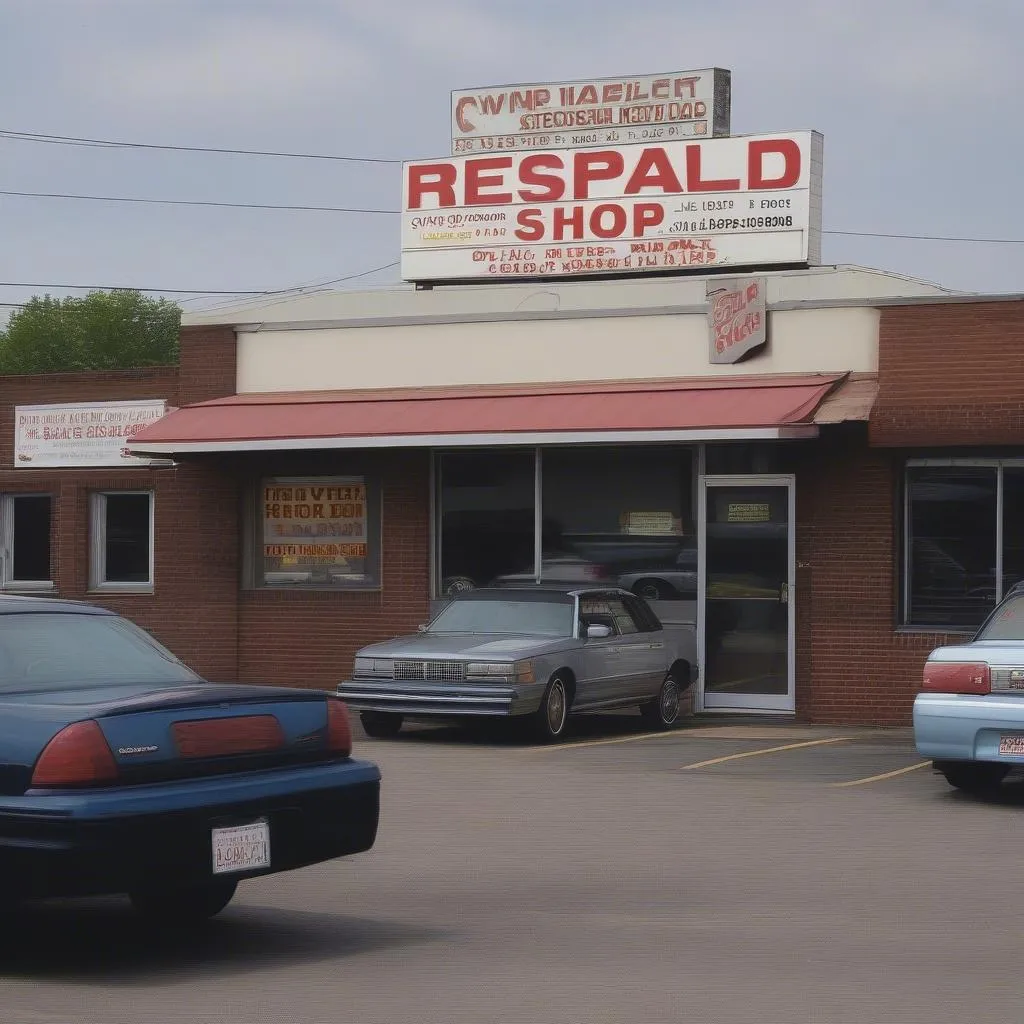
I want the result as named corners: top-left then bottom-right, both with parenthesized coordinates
top-left (394, 660), bottom-right (467, 682)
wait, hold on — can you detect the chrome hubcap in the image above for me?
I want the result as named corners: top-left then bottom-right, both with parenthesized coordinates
top-left (547, 681), bottom-right (567, 733)
top-left (661, 679), bottom-right (680, 723)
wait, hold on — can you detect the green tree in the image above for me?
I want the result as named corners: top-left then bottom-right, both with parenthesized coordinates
top-left (0, 290), bottom-right (181, 374)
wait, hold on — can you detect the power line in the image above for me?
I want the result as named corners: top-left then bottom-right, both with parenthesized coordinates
top-left (2, 188), bottom-right (1023, 245)
top-left (0, 261), bottom-right (401, 302)
top-left (0, 189), bottom-right (396, 215)
top-left (0, 129), bottom-right (401, 165)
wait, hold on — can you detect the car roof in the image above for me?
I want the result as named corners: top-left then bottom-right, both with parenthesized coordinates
top-left (451, 586), bottom-right (638, 602)
top-left (0, 595), bottom-right (113, 616)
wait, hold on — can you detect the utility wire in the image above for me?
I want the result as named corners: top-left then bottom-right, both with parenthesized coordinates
top-left (0, 189), bottom-right (395, 214)
top-left (2, 188), bottom-right (1022, 245)
top-left (0, 129), bottom-right (401, 164)
top-left (0, 261), bottom-right (401, 302)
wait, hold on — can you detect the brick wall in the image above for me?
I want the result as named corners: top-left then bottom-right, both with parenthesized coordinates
top-left (0, 367), bottom-right (242, 680)
top-left (234, 449), bottom-right (431, 689)
top-left (790, 428), bottom-right (972, 725)
top-left (873, 300), bottom-right (1024, 446)
top-left (178, 325), bottom-right (236, 405)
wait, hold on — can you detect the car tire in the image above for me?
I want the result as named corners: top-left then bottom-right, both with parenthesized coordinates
top-left (936, 760), bottom-right (1010, 795)
top-left (641, 672), bottom-right (683, 730)
top-left (633, 579), bottom-right (672, 601)
top-left (129, 879), bottom-right (238, 925)
top-left (531, 675), bottom-right (570, 742)
top-left (360, 711), bottom-right (404, 739)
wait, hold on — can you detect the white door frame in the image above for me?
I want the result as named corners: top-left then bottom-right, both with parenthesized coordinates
top-left (696, 474), bottom-right (796, 714)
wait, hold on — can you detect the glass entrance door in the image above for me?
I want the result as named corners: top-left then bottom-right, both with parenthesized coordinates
top-left (699, 476), bottom-right (795, 713)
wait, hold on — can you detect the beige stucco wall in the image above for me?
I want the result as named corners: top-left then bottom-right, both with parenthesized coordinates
top-left (235, 305), bottom-right (879, 393)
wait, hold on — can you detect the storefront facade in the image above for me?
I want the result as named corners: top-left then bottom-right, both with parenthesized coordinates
top-left (48, 261), bottom-right (1001, 728)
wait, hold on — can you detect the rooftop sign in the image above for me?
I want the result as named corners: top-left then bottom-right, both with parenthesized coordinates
top-left (450, 69), bottom-right (731, 155)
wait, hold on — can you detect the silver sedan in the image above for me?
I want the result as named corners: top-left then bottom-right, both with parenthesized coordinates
top-left (337, 587), bottom-right (697, 742)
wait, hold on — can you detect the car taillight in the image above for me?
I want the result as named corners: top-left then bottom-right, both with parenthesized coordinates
top-left (922, 661), bottom-right (991, 695)
top-left (326, 698), bottom-right (352, 758)
top-left (31, 720), bottom-right (118, 788)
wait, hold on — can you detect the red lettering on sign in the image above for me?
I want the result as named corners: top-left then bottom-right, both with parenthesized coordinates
top-left (685, 145), bottom-right (740, 192)
top-left (519, 154), bottom-right (566, 201)
top-left (590, 204), bottom-right (627, 239)
top-left (455, 96), bottom-right (477, 133)
top-left (572, 150), bottom-right (625, 199)
top-left (407, 163), bottom-right (457, 209)
top-left (515, 208), bottom-right (544, 240)
top-left (465, 157), bottom-right (513, 205)
top-left (748, 139), bottom-right (801, 190)
top-left (624, 148), bottom-right (683, 195)
top-left (553, 205), bottom-right (585, 240)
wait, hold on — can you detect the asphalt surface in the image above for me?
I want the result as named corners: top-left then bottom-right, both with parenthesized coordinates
top-left (4, 712), bottom-right (1024, 1024)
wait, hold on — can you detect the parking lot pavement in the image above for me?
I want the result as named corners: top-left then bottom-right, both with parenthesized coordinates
top-left (354, 713), bottom-right (931, 789)
top-left (7, 713), bottom-right (1024, 1024)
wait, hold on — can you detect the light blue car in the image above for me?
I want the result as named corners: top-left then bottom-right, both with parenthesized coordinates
top-left (914, 583), bottom-right (1024, 794)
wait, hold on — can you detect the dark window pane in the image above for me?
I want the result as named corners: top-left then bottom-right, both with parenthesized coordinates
top-left (907, 468), bottom-right (997, 628)
top-left (439, 451), bottom-right (535, 594)
top-left (104, 493), bottom-right (151, 583)
top-left (11, 496), bottom-right (51, 582)
top-left (1002, 469), bottom-right (1024, 597)
top-left (542, 446), bottom-right (694, 600)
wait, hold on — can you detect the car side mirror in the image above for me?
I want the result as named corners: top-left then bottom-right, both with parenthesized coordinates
top-left (586, 624), bottom-right (612, 639)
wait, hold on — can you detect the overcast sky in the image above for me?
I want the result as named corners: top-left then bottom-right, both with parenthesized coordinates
top-left (1, 0), bottom-right (1022, 319)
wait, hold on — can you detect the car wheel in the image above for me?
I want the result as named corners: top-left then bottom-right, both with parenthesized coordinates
top-left (532, 675), bottom-right (570, 742)
top-left (633, 579), bottom-right (671, 601)
top-left (129, 879), bottom-right (238, 925)
top-left (360, 711), bottom-right (404, 738)
top-left (641, 672), bottom-right (683, 730)
top-left (936, 761), bottom-right (1010, 795)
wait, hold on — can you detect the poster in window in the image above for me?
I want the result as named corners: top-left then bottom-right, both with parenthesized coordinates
top-left (262, 477), bottom-right (369, 585)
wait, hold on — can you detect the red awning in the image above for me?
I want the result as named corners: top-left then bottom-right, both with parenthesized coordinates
top-left (128, 374), bottom-right (848, 455)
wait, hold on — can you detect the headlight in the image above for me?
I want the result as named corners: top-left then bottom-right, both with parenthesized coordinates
top-left (354, 657), bottom-right (394, 677)
top-left (466, 660), bottom-right (535, 683)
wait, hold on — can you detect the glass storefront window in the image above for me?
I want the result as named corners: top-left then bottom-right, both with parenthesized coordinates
top-left (438, 450), bottom-right (535, 595)
top-left (905, 467), bottom-right (997, 628)
top-left (541, 446), bottom-right (695, 600)
top-left (435, 446), bottom-right (695, 600)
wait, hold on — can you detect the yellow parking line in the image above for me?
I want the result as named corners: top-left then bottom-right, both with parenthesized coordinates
top-left (530, 729), bottom-right (688, 753)
top-left (831, 761), bottom-right (931, 788)
top-left (680, 736), bottom-right (851, 770)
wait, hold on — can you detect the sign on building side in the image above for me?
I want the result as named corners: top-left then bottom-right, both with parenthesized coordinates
top-left (14, 400), bottom-right (169, 468)
top-left (707, 276), bottom-right (768, 364)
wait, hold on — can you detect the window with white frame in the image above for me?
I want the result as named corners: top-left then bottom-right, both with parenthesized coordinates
top-left (903, 460), bottom-right (1024, 629)
top-left (90, 491), bottom-right (154, 590)
top-left (1, 494), bottom-right (53, 590)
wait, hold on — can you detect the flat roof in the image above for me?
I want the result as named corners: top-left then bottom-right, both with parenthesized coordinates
top-left (181, 263), bottom-right (968, 330)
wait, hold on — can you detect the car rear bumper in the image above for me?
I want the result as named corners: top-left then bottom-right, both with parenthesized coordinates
top-left (913, 692), bottom-right (1024, 763)
top-left (0, 759), bottom-right (381, 900)
top-left (338, 679), bottom-right (542, 717)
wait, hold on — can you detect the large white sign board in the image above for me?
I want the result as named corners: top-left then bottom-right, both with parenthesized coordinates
top-left (402, 131), bottom-right (823, 282)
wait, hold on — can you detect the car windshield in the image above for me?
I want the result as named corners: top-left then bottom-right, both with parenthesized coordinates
top-left (0, 612), bottom-right (201, 692)
top-left (976, 595), bottom-right (1024, 641)
top-left (429, 597), bottom-right (574, 636)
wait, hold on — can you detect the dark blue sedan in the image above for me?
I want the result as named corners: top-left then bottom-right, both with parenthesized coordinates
top-left (0, 596), bottom-right (380, 923)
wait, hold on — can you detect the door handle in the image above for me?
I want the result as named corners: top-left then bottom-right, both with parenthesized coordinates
top-left (780, 583), bottom-right (789, 605)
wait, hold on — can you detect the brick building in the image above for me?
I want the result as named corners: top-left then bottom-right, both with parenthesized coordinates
top-left (6, 265), bottom-right (1021, 725)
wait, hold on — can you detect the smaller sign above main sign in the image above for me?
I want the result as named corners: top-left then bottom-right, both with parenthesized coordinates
top-left (707, 276), bottom-right (768, 364)
top-left (451, 69), bottom-right (731, 155)
top-left (14, 400), bottom-right (169, 468)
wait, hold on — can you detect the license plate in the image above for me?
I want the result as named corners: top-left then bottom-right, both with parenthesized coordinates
top-left (998, 735), bottom-right (1024, 756)
top-left (211, 820), bottom-right (271, 875)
